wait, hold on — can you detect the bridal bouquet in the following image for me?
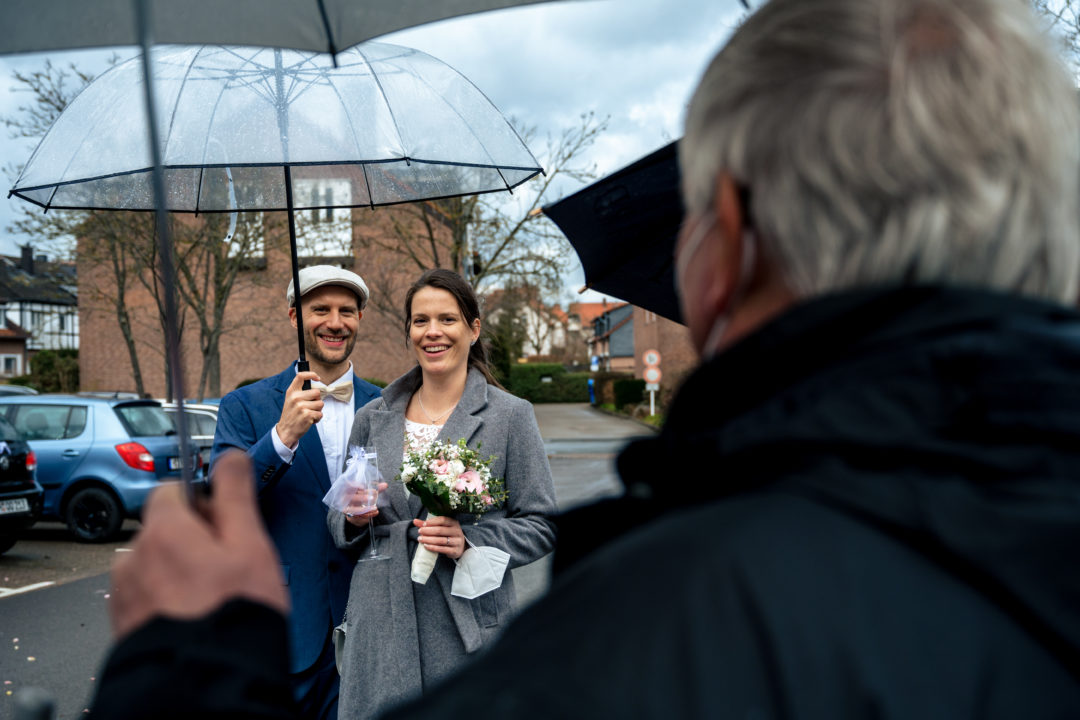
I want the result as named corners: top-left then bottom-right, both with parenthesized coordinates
top-left (397, 438), bottom-right (506, 584)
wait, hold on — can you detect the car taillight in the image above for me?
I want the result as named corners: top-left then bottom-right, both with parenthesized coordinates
top-left (26, 450), bottom-right (36, 472)
top-left (116, 442), bottom-right (155, 472)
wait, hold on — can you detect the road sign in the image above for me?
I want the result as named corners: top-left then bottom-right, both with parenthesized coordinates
top-left (643, 366), bottom-right (662, 384)
top-left (642, 349), bottom-right (661, 367)
top-left (645, 382), bottom-right (660, 392)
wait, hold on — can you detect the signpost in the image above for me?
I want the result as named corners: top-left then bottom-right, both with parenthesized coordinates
top-left (642, 349), bottom-right (662, 416)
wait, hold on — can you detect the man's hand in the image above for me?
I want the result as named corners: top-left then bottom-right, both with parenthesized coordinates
top-left (275, 371), bottom-right (323, 448)
top-left (108, 451), bottom-right (289, 640)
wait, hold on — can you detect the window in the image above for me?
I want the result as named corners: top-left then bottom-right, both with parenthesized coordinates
top-left (11, 404), bottom-right (87, 440)
top-left (294, 179), bottom-right (353, 257)
top-left (114, 404), bottom-right (176, 437)
top-left (1, 355), bottom-right (20, 376)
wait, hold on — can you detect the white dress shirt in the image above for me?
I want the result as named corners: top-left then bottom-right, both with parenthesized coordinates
top-left (271, 362), bottom-right (355, 482)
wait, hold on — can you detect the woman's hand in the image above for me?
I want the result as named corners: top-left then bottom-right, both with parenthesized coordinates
top-left (343, 483), bottom-right (387, 527)
top-left (414, 515), bottom-right (465, 559)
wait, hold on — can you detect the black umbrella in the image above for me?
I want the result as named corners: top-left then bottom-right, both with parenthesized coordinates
top-left (544, 140), bottom-right (684, 323)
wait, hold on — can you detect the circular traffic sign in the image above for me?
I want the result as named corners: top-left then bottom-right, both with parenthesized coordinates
top-left (643, 366), bottom-right (662, 384)
top-left (642, 349), bottom-right (661, 367)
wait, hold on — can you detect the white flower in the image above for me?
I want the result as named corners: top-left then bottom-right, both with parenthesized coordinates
top-left (401, 463), bottom-right (417, 480)
top-left (449, 459), bottom-right (466, 477)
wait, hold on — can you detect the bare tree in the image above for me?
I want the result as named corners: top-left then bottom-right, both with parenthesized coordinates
top-left (356, 112), bottom-right (608, 330)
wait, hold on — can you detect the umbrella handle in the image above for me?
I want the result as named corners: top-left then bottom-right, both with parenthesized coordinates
top-left (298, 360), bottom-right (311, 391)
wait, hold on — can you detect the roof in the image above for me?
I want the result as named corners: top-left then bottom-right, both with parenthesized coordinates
top-left (0, 320), bottom-right (31, 340)
top-left (569, 301), bottom-right (625, 326)
top-left (0, 256), bottom-right (77, 306)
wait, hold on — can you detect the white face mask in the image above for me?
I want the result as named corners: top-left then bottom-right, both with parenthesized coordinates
top-left (451, 543), bottom-right (510, 599)
top-left (675, 212), bottom-right (756, 358)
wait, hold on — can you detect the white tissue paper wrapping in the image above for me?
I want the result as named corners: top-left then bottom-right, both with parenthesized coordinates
top-left (322, 447), bottom-right (378, 514)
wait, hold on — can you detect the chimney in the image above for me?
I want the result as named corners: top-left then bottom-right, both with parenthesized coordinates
top-left (20, 245), bottom-right (33, 275)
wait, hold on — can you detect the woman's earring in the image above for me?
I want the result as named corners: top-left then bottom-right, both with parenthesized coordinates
top-left (470, 339), bottom-right (477, 346)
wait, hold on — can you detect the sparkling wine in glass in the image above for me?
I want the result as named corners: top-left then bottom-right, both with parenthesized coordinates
top-left (351, 446), bottom-right (390, 562)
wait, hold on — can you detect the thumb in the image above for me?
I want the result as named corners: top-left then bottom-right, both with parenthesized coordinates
top-left (208, 450), bottom-right (263, 544)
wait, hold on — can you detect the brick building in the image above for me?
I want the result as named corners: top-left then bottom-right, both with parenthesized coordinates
top-left (631, 307), bottom-right (696, 409)
top-left (78, 205), bottom-right (450, 399)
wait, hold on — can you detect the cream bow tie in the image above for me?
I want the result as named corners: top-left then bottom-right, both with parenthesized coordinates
top-left (319, 383), bottom-right (353, 403)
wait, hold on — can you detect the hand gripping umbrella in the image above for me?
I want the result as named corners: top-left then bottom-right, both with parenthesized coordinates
top-left (8, 43), bottom-right (542, 484)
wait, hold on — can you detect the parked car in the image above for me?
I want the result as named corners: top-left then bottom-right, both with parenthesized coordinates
top-left (0, 414), bottom-right (42, 555)
top-left (0, 385), bottom-right (39, 396)
top-left (159, 402), bottom-right (218, 470)
top-left (0, 395), bottom-right (200, 542)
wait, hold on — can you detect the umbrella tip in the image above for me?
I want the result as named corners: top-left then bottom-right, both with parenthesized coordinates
top-left (528, 207), bottom-right (544, 218)
top-left (577, 284), bottom-right (590, 294)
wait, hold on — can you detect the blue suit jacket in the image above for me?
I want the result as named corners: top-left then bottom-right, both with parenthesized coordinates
top-left (211, 364), bottom-right (381, 673)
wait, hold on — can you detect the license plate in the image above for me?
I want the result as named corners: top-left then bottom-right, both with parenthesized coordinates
top-left (168, 457), bottom-right (182, 470)
top-left (0, 498), bottom-right (30, 515)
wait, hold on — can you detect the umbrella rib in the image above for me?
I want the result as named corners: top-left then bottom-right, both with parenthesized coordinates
top-left (354, 45), bottom-right (409, 161)
top-left (361, 164), bottom-right (375, 209)
top-left (162, 48), bottom-right (203, 171)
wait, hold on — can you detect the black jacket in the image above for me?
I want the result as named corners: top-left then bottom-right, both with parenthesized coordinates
top-left (91, 287), bottom-right (1080, 719)
top-left (390, 286), bottom-right (1080, 718)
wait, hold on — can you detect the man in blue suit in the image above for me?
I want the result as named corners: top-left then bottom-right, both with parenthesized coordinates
top-left (211, 265), bottom-right (381, 720)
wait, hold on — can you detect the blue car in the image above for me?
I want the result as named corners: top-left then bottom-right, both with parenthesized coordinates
top-left (0, 395), bottom-right (199, 542)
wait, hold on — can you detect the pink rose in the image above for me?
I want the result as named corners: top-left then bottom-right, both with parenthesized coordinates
top-left (458, 469), bottom-right (481, 492)
top-left (453, 478), bottom-right (468, 492)
top-left (481, 494), bottom-right (493, 506)
top-left (430, 457), bottom-right (450, 475)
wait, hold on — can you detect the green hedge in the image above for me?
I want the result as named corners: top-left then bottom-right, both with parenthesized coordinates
top-left (506, 364), bottom-right (590, 403)
top-left (613, 378), bottom-right (646, 407)
top-left (590, 371), bottom-right (634, 405)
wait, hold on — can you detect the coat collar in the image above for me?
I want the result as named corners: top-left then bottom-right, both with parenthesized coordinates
top-left (373, 365), bottom-right (489, 517)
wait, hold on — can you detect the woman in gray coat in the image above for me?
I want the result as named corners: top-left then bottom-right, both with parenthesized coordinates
top-left (328, 269), bottom-right (557, 720)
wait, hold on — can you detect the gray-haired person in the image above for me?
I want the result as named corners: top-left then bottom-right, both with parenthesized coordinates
top-left (90, 0), bottom-right (1080, 717)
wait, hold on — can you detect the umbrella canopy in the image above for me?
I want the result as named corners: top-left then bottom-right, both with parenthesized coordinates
top-left (11, 43), bottom-right (541, 213)
top-left (544, 140), bottom-right (683, 323)
top-left (0, 0), bottom-right (553, 56)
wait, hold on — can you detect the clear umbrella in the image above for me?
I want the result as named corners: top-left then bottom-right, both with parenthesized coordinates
top-left (8, 43), bottom-right (541, 483)
top-left (11, 44), bottom-right (541, 213)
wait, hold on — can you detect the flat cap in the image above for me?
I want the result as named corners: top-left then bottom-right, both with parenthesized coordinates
top-left (286, 265), bottom-right (369, 310)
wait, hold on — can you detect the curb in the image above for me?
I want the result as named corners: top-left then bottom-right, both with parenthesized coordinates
top-left (588, 404), bottom-right (661, 433)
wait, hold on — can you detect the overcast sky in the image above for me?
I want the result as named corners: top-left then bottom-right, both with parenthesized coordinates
top-left (0, 0), bottom-right (747, 300)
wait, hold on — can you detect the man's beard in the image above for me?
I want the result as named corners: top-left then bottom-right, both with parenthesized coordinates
top-left (304, 330), bottom-right (357, 368)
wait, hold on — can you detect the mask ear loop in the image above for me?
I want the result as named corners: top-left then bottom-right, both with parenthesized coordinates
top-left (701, 228), bottom-right (757, 357)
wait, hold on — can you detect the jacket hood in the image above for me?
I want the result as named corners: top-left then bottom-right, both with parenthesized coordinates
top-left (618, 286), bottom-right (1080, 669)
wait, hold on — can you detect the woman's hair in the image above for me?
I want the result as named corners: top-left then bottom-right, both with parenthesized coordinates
top-left (681, 0), bottom-right (1080, 303)
top-left (404, 269), bottom-right (502, 388)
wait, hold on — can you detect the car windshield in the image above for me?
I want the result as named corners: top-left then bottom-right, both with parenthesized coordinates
top-left (113, 404), bottom-right (176, 437)
top-left (0, 415), bottom-right (24, 442)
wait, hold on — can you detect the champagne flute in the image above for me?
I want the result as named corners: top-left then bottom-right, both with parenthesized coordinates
top-left (349, 445), bottom-right (390, 562)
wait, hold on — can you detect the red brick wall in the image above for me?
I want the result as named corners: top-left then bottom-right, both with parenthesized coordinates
top-left (631, 307), bottom-right (698, 409)
top-left (78, 208), bottom-right (445, 399)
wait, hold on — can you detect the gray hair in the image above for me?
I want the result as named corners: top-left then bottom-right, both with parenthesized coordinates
top-left (681, 0), bottom-right (1080, 303)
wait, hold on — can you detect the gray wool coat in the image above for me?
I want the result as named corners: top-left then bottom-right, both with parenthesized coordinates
top-left (328, 366), bottom-right (557, 720)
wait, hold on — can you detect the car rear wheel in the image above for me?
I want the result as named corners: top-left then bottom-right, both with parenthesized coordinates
top-left (0, 534), bottom-right (17, 555)
top-left (65, 487), bottom-right (123, 542)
